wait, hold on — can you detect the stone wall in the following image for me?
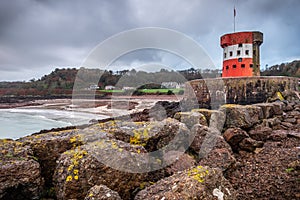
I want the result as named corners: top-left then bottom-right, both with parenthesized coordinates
top-left (184, 76), bottom-right (299, 108)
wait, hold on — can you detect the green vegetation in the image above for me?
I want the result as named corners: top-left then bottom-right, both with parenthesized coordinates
top-left (261, 60), bottom-right (300, 77)
top-left (285, 168), bottom-right (295, 173)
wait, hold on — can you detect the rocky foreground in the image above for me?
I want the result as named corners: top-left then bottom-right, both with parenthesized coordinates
top-left (0, 97), bottom-right (300, 199)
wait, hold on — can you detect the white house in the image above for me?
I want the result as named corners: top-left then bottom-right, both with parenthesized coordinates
top-left (88, 84), bottom-right (99, 90)
top-left (161, 82), bottom-right (184, 89)
top-left (105, 85), bottom-right (116, 90)
top-left (122, 86), bottom-right (136, 90)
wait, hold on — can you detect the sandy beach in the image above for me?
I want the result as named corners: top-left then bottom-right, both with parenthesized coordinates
top-left (4, 95), bottom-right (183, 118)
top-left (0, 95), bottom-right (183, 139)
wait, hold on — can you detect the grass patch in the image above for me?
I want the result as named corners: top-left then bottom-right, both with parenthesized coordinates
top-left (285, 168), bottom-right (294, 173)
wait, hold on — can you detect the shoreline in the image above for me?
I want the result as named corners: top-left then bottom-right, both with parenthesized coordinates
top-left (0, 95), bottom-right (182, 110)
top-left (0, 95), bottom-right (183, 138)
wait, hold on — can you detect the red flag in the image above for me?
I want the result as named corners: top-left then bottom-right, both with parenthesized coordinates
top-left (234, 7), bottom-right (236, 17)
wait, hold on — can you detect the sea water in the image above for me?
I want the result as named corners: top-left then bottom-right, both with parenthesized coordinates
top-left (0, 108), bottom-right (108, 139)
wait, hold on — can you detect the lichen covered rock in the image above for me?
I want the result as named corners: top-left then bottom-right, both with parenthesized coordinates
top-left (174, 111), bottom-right (208, 129)
top-left (190, 125), bottom-right (232, 157)
top-left (163, 151), bottom-right (196, 176)
top-left (192, 108), bottom-right (226, 131)
top-left (53, 139), bottom-right (149, 200)
top-left (254, 103), bottom-right (275, 119)
top-left (135, 166), bottom-right (237, 200)
top-left (19, 129), bottom-right (83, 188)
top-left (188, 125), bottom-right (235, 171)
top-left (84, 185), bottom-right (121, 200)
top-left (221, 104), bottom-right (263, 129)
top-left (0, 139), bottom-right (43, 199)
top-left (88, 118), bottom-right (191, 153)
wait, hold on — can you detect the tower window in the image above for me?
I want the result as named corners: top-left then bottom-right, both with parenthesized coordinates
top-left (226, 66), bottom-right (229, 70)
top-left (245, 50), bottom-right (249, 55)
top-left (241, 64), bottom-right (245, 68)
top-left (224, 53), bottom-right (227, 58)
top-left (238, 43), bottom-right (243, 48)
top-left (250, 64), bottom-right (253, 68)
top-left (238, 58), bottom-right (243, 62)
top-left (229, 51), bottom-right (233, 56)
top-left (253, 50), bottom-right (256, 56)
top-left (233, 65), bottom-right (237, 69)
top-left (237, 50), bottom-right (241, 56)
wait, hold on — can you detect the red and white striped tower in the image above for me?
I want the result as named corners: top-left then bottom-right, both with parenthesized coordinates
top-left (220, 31), bottom-right (263, 77)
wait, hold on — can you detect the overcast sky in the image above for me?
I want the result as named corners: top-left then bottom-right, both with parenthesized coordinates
top-left (0, 0), bottom-right (299, 81)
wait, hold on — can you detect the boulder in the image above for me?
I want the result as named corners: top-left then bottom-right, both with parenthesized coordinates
top-left (54, 139), bottom-right (149, 200)
top-left (142, 118), bottom-right (191, 153)
top-left (192, 108), bottom-right (226, 131)
top-left (287, 131), bottom-right (300, 139)
top-left (53, 119), bottom-right (193, 199)
top-left (84, 120), bottom-right (133, 142)
top-left (270, 102), bottom-right (284, 115)
top-left (223, 128), bottom-right (249, 152)
top-left (163, 151), bottom-right (196, 176)
top-left (221, 104), bottom-right (263, 129)
top-left (190, 125), bottom-right (232, 157)
top-left (84, 185), bottom-right (121, 200)
top-left (248, 125), bottom-right (272, 141)
top-left (283, 104), bottom-right (294, 112)
top-left (288, 110), bottom-right (300, 118)
top-left (283, 110), bottom-right (300, 126)
top-left (18, 129), bottom-right (83, 188)
top-left (281, 122), bottom-right (294, 130)
top-left (199, 148), bottom-right (236, 172)
top-left (283, 118), bottom-right (297, 124)
top-left (0, 139), bottom-right (43, 200)
top-left (254, 103), bottom-right (274, 119)
top-left (239, 138), bottom-right (264, 152)
top-left (149, 101), bottom-right (181, 120)
top-left (91, 118), bottom-right (191, 153)
top-left (145, 151), bottom-right (197, 187)
top-left (174, 111), bottom-right (208, 129)
top-left (267, 130), bottom-right (288, 141)
top-left (262, 117), bottom-right (281, 129)
top-left (189, 125), bottom-right (235, 171)
top-left (135, 166), bottom-right (237, 200)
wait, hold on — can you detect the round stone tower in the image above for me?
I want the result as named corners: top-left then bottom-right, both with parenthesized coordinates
top-left (221, 31), bottom-right (263, 77)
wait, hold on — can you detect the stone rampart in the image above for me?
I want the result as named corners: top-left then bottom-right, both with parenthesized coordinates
top-left (184, 76), bottom-right (299, 108)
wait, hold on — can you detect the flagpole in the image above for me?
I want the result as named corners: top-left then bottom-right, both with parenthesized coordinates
top-left (234, 6), bottom-right (236, 33)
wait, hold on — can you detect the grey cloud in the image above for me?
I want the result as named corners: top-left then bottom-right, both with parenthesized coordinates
top-left (0, 0), bottom-right (299, 81)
